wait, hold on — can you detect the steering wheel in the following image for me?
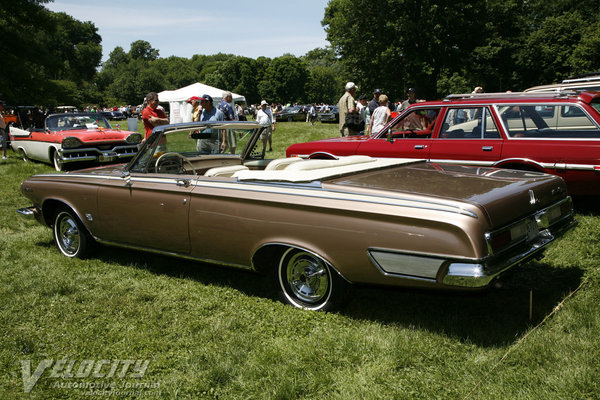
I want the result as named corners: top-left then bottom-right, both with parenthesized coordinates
top-left (155, 152), bottom-right (197, 175)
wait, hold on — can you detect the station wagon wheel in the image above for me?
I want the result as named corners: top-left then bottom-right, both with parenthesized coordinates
top-left (155, 152), bottom-right (197, 175)
top-left (277, 248), bottom-right (350, 311)
top-left (53, 208), bottom-right (93, 258)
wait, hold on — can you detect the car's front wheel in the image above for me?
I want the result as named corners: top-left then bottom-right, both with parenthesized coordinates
top-left (52, 150), bottom-right (63, 172)
top-left (53, 208), bottom-right (93, 258)
top-left (277, 248), bottom-right (350, 311)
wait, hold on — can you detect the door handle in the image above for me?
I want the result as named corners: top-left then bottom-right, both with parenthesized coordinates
top-left (414, 145), bottom-right (427, 149)
top-left (176, 179), bottom-right (191, 187)
top-left (482, 146), bottom-right (493, 151)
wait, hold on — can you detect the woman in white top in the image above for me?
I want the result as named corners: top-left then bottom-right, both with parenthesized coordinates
top-left (368, 94), bottom-right (391, 135)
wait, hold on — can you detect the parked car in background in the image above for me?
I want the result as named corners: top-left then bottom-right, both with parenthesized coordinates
top-left (318, 105), bottom-right (339, 123)
top-left (526, 73), bottom-right (600, 93)
top-left (56, 106), bottom-right (78, 113)
top-left (17, 121), bottom-right (576, 311)
top-left (287, 91), bottom-right (600, 196)
top-left (9, 112), bottom-right (141, 171)
top-left (101, 110), bottom-right (126, 121)
top-left (277, 105), bottom-right (308, 122)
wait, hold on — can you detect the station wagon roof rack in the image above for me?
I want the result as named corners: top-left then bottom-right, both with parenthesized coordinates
top-left (444, 91), bottom-right (578, 101)
top-left (561, 74), bottom-right (600, 84)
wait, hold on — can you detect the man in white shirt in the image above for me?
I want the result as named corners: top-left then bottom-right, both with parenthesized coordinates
top-left (256, 100), bottom-right (273, 155)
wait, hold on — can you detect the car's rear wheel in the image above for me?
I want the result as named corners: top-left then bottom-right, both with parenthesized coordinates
top-left (53, 208), bottom-right (93, 258)
top-left (277, 248), bottom-right (350, 311)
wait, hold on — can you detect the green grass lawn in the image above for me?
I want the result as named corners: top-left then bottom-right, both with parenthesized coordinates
top-left (1, 121), bottom-right (599, 399)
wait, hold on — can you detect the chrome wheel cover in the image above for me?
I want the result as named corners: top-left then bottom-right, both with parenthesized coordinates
top-left (53, 151), bottom-right (63, 171)
top-left (284, 251), bottom-right (330, 304)
top-left (56, 213), bottom-right (80, 255)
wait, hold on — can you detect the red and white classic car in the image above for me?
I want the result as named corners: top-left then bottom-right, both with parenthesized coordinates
top-left (9, 112), bottom-right (141, 171)
top-left (287, 91), bottom-right (600, 196)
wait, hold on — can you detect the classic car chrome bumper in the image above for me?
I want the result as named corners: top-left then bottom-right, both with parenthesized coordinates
top-left (58, 145), bottom-right (138, 164)
top-left (17, 206), bottom-right (39, 219)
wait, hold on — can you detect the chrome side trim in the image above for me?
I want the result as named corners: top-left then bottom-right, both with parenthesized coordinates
top-left (93, 237), bottom-right (255, 271)
top-left (196, 180), bottom-right (479, 218)
top-left (430, 157), bottom-right (600, 171)
top-left (34, 173), bottom-right (480, 218)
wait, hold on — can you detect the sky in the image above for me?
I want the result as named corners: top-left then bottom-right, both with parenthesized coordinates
top-left (45, 0), bottom-right (332, 62)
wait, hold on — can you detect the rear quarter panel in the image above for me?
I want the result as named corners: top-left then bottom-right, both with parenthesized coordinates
top-left (187, 178), bottom-right (487, 287)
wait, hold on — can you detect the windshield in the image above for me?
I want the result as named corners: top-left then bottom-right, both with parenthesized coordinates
top-left (591, 99), bottom-right (600, 115)
top-left (129, 122), bottom-right (264, 174)
top-left (376, 107), bottom-right (441, 138)
top-left (45, 113), bottom-right (112, 131)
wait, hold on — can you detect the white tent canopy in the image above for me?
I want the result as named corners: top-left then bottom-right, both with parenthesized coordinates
top-left (158, 82), bottom-right (246, 123)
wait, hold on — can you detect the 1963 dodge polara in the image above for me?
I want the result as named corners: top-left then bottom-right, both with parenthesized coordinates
top-left (18, 121), bottom-right (577, 310)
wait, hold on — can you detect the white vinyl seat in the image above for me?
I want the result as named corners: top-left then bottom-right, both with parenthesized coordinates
top-left (264, 157), bottom-right (304, 171)
top-left (285, 155), bottom-right (375, 171)
top-left (204, 165), bottom-right (249, 177)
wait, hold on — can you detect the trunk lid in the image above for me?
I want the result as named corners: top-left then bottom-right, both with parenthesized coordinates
top-left (325, 162), bottom-right (568, 228)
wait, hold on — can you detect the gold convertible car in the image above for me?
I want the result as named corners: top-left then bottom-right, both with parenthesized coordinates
top-left (18, 122), bottom-right (577, 310)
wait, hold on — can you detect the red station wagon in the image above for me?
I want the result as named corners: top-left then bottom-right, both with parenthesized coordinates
top-left (287, 91), bottom-right (600, 196)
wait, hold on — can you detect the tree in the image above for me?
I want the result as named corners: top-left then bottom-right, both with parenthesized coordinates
top-left (515, 9), bottom-right (600, 88)
top-left (258, 56), bottom-right (308, 104)
top-left (129, 40), bottom-right (160, 61)
top-left (0, 0), bottom-right (102, 105)
top-left (49, 12), bottom-right (102, 82)
top-left (323, 0), bottom-right (495, 100)
top-left (0, 0), bottom-right (55, 104)
top-left (305, 66), bottom-right (340, 104)
top-left (324, 0), bottom-right (600, 99)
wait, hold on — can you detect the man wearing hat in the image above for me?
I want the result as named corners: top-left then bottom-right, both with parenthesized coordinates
top-left (399, 88), bottom-right (418, 112)
top-left (198, 94), bottom-right (224, 154)
top-left (337, 82), bottom-right (359, 136)
top-left (368, 89), bottom-right (381, 115)
top-left (187, 96), bottom-right (202, 122)
top-left (256, 100), bottom-right (273, 154)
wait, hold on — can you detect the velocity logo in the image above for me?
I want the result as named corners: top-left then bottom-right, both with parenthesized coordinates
top-left (21, 359), bottom-right (150, 393)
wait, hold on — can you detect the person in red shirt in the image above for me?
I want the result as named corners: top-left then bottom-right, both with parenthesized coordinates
top-left (141, 92), bottom-right (168, 140)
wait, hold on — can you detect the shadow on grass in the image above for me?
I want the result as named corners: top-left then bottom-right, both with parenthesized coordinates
top-left (53, 240), bottom-right (584, 348)
top-left (343, 262), bottom-right (584, 347)
top-left (573, 195), bottom-right (600, 216)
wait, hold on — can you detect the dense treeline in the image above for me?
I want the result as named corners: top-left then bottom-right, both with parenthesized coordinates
top-left (324, 0), bottom-right (600, 100)
top-left (95, 42), bottom-right (347, 106)
top-left (1, 0), bottom-right (599, 108)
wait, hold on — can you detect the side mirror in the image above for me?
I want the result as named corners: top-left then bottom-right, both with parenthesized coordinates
top-left (386, 129), bottom-right (394, 143)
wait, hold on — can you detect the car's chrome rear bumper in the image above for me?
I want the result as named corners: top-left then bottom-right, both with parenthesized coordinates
top-left (442, 215), bottom-right (577, 287)
top-left (369, 199), bottom-right (577, 289)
